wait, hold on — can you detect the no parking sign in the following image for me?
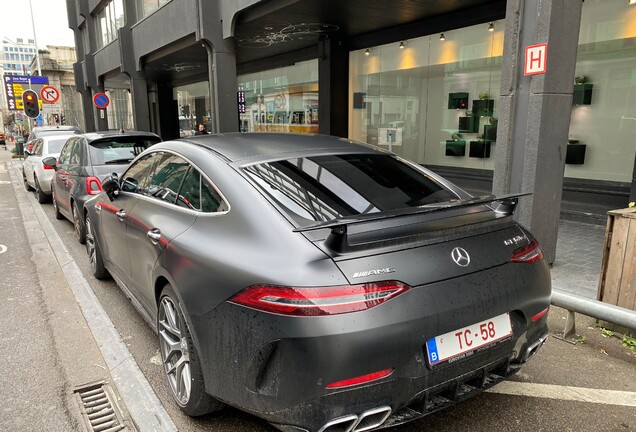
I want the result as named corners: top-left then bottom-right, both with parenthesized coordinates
top-left (93, 92), bottom-right (110, 109)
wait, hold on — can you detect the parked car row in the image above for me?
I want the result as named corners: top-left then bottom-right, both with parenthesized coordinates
top-left (23, 131), bottom-right (551, 432)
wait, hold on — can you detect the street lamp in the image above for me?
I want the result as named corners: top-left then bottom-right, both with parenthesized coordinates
top-left (27, 0), bottom-right (42, 77)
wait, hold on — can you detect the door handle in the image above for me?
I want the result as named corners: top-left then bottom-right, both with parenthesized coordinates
top-left (147, 228), bottom-right (161, 245)
top-left (116, 210), bottom-right (126, 221)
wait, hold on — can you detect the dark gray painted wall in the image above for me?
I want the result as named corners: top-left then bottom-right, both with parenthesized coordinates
top-left (131, 0), bottom-right (199, 64)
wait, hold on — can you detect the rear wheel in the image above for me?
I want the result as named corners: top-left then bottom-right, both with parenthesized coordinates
top-left (158, 285), bottom-right (224, 417)
top-left (72, 202), bottom-right (86, 244)
top-left (52, 186), bottom-right (63, 220)
top-left (35, 177), bottom-right (49, 204)
top-left (85, 216), bottom-right (109, 279)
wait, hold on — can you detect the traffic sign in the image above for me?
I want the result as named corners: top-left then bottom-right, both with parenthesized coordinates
top-left (93, 92), bottom-right (110, 109)
top-left (40, 85), bottom-right (60, 103)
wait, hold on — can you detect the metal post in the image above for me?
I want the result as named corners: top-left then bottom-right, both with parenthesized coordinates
top-left (27, 0), bottom-right (42, 77)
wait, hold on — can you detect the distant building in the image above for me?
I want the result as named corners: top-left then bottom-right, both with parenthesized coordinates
top-left (0, 37), bottom-right (37, 131)
top-left (2, 38), bottom-right (36, 76)
top-left (29, 46), bottom-right (85, 129)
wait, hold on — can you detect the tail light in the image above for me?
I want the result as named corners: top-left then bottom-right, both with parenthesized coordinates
top-left (86, 176), bottom-right (103, 195)
top-left (326, 368), bottom-right (394, 389)
top-left (229, 281), bottom-right (410, 316)
top-left (43, 161), bottom-right (55, 170)
top-left (511, 240), bottom-right (544, 263)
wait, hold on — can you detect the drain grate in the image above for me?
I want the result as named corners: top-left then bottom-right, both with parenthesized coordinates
top-left (74, 381), bottom-right (127, 432)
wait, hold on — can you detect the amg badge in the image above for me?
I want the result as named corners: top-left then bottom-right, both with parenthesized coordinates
top-left (352, 267), bottom-right (396, 279)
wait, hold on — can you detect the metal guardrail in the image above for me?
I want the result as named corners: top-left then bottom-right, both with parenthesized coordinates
top-left (551, 289), bottom-right (636, 338)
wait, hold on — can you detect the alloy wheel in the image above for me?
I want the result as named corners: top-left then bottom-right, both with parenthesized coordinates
top-left (72, 205), bottom-right (81, 240)
top-left (158, 297), bottom-right (192, 405)
top-left (85, 218), bottom-right (97, 273)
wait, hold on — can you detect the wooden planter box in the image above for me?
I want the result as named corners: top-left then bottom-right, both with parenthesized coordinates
top-left (597, 208), bottom-right (636, 311)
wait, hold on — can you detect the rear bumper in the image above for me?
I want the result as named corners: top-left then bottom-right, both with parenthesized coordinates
top-left (190, 261), bottom-right (551, 432)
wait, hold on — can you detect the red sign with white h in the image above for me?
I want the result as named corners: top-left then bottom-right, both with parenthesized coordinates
top-left (524, 43), bottom-right (548, 76)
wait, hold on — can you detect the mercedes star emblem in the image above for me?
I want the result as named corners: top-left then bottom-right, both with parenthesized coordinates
top-left (451, 247), bottom-right (471, 267)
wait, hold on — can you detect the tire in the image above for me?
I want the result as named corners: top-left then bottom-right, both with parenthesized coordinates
top-left (85, 215), bottom-right (109, 280)
top-left (35, 177), bottom-right (49, 204)
top-left (72, 202), bottom-right (86, 244)
top-left (23, 170), bottom-right (34, 191)
top-left (158, 284), bottom-right (224, 417)
top-left (52, 186), bottom-right (64, 220)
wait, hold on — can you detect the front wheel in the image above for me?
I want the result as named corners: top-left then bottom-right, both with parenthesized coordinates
top-left (23, 170), bottom-right (34, 191)
top-left (158, 285), bottom-right (224, 417)
top-left (85, 216), bottom-right (109, 280)
top-left (52, 186), bottom-right (64, 220)
top-left (35, 177), bottom-right (49, 204)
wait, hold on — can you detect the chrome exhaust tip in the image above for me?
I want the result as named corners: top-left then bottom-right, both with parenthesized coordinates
top-left (318, 414), bottom-right (358, 432)
top-left (522, 333), bottom-right (548, 362)
top-left (352, 406), bottom-right (391, 432)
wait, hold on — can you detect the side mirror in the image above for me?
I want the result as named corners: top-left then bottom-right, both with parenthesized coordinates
top-left (102, 173), bottom-right (120, 201)
top-left (42, 156), bottom-right (57, 171)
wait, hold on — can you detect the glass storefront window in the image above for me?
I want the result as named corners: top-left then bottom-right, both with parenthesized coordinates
top-left (174, 81), bottom-right (211, 137)
top-left (567, 0), bottom-right (636, 183)
top-left (237, 59), bottom-right (319, 134)
top-left (349, 22), bottom-right (504, 171)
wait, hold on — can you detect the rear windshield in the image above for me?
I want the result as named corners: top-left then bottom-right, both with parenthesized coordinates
top-left (243, 154), bottom-right (457, 222)
top-left (46, 137), bottom-right (70, 154)
top-left (89, 136), bottom-right (160, 165)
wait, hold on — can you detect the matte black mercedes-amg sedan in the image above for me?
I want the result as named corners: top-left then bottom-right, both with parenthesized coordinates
top-left (83, 133), bottom-right (551, 432)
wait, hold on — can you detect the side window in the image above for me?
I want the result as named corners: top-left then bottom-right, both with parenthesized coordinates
top-left (201, 177), bottom-right (226, 213)
top-left (33, 139), bottom-right (43, 156)
top-left (147, 155), bottom-right (190, 204)
top-left (176, 168), bottom-right (201, 210)
top-left (69, 140), bottom-right (82, 166)
top-left (58, 139), bottom-right (74, 164)
top-left (121, 153), bottom-right (160, 194)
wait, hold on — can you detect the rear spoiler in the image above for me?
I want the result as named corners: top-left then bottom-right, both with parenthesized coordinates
top-left (293, 192), bottom-right (531, 252)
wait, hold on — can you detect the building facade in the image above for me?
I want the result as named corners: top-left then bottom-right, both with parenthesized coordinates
top-left (29, 46), bottom-right (85, 129)
top-left (67, 0), bottom-right (635, 261)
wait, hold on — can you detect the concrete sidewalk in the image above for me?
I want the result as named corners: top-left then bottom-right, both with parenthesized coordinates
top-left (0, 143), bottom-right (159, 432)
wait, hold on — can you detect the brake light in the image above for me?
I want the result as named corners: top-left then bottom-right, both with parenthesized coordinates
top-left (511, 240), bottom-right (544, 263)
top-left (326, 368), bottom-right (394, 389)
top-left (229, 281), bottom-right (410, 316)
top-left (86, 176), bottom-right (103, 195)
top-left (43, 162), bottom-right (55, 170)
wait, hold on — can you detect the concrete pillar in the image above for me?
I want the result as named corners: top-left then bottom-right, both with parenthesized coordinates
top-left (319, 37), bottom-right (349, 137)
top-left (208, 46), bottom-right (240, 133)
top-left (94, 86), bottom-right (109, 132)
top-left (199, 0), bottom-right (239, 134)
top-left (493, 0), bottom-right (583, 264)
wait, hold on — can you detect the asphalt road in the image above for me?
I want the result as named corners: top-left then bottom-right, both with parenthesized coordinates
top-left (14, 174), bottom-right (636, 432)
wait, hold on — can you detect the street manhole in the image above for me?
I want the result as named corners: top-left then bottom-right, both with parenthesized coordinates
top-left (74, 381), bottom-right (128, 432)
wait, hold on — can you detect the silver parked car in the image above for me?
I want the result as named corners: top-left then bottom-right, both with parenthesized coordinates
top-left (23, 134), bottom-right (76, 203)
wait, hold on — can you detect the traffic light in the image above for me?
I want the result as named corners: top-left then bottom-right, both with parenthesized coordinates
top-left (22, 90), bottom-right (40, 118)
